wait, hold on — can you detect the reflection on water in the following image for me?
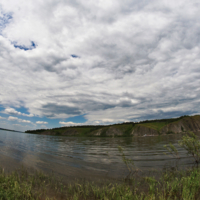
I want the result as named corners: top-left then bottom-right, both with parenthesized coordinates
top-left (0, 130), bottom-right (198, 180)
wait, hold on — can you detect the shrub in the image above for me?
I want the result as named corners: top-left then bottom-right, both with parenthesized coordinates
top-left (164, 131), bottom-right (200, 165)
top-left (179, 131), bottom-right (200, 164)
top-left (164, 143), bottom-right (179, 159)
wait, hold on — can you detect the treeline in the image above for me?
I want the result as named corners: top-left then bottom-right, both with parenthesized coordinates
top-left (0, 128), bottom-right (24, 133)
top-left (25, 126), bottom-right (106, 133)
top-left (138, 115), bottom-right (189, 124)
top-left (25, 115), bottom-right (189, 133)
top-left (25, 129), bottom-right (49, 133)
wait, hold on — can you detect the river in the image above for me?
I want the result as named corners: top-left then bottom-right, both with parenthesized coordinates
top-left (0, 129), bottom-right (196, 183)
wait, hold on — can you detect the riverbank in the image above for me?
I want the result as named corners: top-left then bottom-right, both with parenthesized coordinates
top-left (25, 115), bottom-right (200, 137)
top-left (1, 163), bottom-right (200, 200)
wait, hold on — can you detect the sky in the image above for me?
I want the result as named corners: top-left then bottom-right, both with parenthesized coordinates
top-left (0, 0), bottom-right (200, 132)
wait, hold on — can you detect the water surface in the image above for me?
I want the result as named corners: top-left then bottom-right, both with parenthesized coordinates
top-left (0, 130), bottom-right (197, 182)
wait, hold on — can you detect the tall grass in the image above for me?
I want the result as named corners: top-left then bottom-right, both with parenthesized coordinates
top-left (2, 164), bottom-right (200, 199)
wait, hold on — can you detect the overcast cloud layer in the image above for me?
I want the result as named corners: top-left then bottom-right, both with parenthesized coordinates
top-left (0, 0), bottom-right (200, 131)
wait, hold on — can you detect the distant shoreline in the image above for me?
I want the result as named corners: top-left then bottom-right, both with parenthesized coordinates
top-left (0, 128), bottom-right (24, 133)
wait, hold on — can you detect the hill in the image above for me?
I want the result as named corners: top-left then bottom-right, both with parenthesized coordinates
top-left (25, 115), bottom-right (200, 137)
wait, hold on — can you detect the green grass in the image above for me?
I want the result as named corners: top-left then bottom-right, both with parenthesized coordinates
top-left (2, 164), bottom-right (200, 199)
top-left (139, 122), bottom-right (170, 131)
top-left (73, 127), bottom-right (93, 136)
top-left (137, 115), bottom-right (199, 132)
top-left (112, 124), bottom-right (134, 137)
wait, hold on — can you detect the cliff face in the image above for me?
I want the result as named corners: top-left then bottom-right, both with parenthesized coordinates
top-left (89, 127), bottom-right (124, 136)
top-left (42, 131), bottom-right (56, 135)
top-left (160, 116), bottom-right (200, 134)
top-left (131, 116), bottom-right (200, 136)
top-left (104, 127), bottom-right (124, 136)
top-left (131, 125), bottom-right (159, 136)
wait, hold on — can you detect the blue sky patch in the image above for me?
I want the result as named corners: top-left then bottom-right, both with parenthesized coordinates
top-left (31, 41), bottom-right (36, 48)
top-left (71, 54), bottom-right (79, 58)
top-left (15, 107), bottom-right (31, 115)
top-left (14, 41), bottom-right (36, 51)
top-left (0, 105), bottom-right (4, 112)
top-left (64, 114), bottom-right (87, 123)
top-left (0, 105), bottom-right (88, 131)
top-left (0, 12), bottom-right (13, 34)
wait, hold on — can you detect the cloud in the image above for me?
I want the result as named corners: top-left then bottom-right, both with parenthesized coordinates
top-left (36, 121), bottom-right (48, 124)
top-left (0, 0), bottom-right (200, 124)
top-left (13, 124), bottom-right (28, 127)
top-left (41, 103), bottom-right (82, 118)
top-left (2, 108), bottom-right (34, 117)
top-left (0, 10), bottom-right (12, 35)
top-left (59, 121), bottom-right (83, 126)
top-left (40, 125), bottom-right (48, 129)
top-left (8, 116), bottom-right (31, 123)
top-left (8, 116), bottom-right (20, 121)
top-left (0, 116), bottom-right (5, 119)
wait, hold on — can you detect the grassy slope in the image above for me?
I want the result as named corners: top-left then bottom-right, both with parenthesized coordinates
top-left (110, 124), bottom-right (134, 136)
top-left (26, 123), bottom-right (135, 136)
top-left (137, 115), bottom-right (200, 131)
top-left (138, 122), bottom-right (168, 131)
top-left (66, 124), bottom-right (134, 137)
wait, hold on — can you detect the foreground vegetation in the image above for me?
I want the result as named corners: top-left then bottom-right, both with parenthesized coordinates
top-left (2, 164), bottom-right (200, 200)
top-left (1, 131), bottom-right (200, 199)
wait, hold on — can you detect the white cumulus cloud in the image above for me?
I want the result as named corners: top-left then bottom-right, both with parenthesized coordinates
top-left (8, 116), bottom-right (31, 123)
top-left (36, 121), bottom-right (48, 124)
top-left (13, 124), bottom-right (27, 127)
top-left (2, 108), bottom-right (34, 117)
top-left (59, 121), bottom-right (82, 126)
